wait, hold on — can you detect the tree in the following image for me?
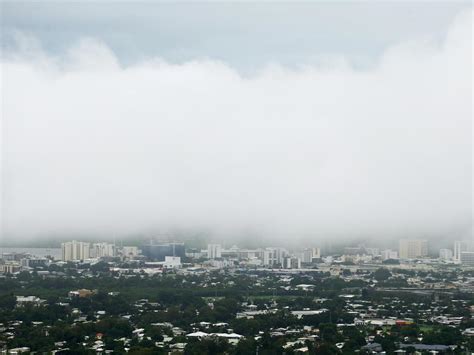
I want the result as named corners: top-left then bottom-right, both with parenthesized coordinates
top-left (373, 268), bottom-right (392, 282)
top-left (231, 337), bottom-right (256, 354)
top-left (0, 293), bottom-right (16, 310)
top-left (184, 338), bottom-right (230, 355)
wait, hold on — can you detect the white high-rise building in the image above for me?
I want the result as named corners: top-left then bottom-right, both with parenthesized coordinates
top-left (399, 239), bottom-right (428, 259)
top-left (301, 248), bottom-right (321, 263)
top-left (439, 249), bottom-right (453, 261)
top-left (262, 249), bottom-right (273, 266)
top-left (263, 247), bottom-right (288, 267)
top-left (61, 243), bottom-right (72, 262)
top-left (61, 240), bottom-right (90, 261)
top-left (207, 244), bottom-right (222, 259)
top-left (381, 249), bottom-right (398, 260)
top-left (91, 243), bottom-right (115, 258)
top-left (454, 241), bottom-right (471, 262)
top-left (311, 247), bottom-right (321, 260)
top-left (461, 251), bottom-right (474, 266)
top-left (283, 256), bottom-right (301, 269)
top-left (301, 249), bottom-right (312, 263)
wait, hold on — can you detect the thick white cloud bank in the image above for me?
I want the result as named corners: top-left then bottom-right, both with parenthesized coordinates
top-left (1, 10), bottom-right (472, 242)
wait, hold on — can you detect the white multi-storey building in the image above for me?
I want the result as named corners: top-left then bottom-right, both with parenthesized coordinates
top-left (365, 248), bottom-right (380, 257)
top-left (91, 242), bottom-right (115, 258)
top-left (207, 244), bottom-right (222, 259)
top-left (439, 249), bottom-right (453, 261)
top-left (399, 239), bottom-right (428, 259)
top-left (283, 256), bottom-right (301, 269)
top-left (461, 251), bottom-right (474, 266)
top-left (301, 248), bottom-right (321, 263)
top-left (381, 249), bottom-right (398, 260)
top-left (263, 247), bottom-right (288, 267)
top-left (163, 256), bottom-right (181, 269)
top-left (454, 241), bottom-right (471, 262)
top-left (61, 241), bottom-right (90, 261)
top-left (120, 246), bottom-right (139, 259)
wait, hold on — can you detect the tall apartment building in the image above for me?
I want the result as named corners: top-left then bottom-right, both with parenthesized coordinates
top-left (207, 244), bottom-right (222, 259)
top-left (381, 249), bottom-right (398, 260)
top-left (454, 241), bottom-right (472, 262)
top-left (301, 248), bottom-right (321, 263)
top-left (399, 239), bottom-right (428, 259)
top-left (460, 251), bottom-right (474, 266)
top-left (91, 242), bottom-right (115, 258)
top-left (61, 240), bottom-right (90, 261)
top-left (439, 249), bottom-right (453, 261)
top-left (311, 247), bottom-right (321, 260)
top-left (263, 247), bottom-right (288, 267)
top-left (283, 256), bottom-right (301, 269)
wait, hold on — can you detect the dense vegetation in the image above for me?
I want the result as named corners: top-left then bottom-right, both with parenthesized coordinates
top-left (1, 264), bottom-right (474, 354)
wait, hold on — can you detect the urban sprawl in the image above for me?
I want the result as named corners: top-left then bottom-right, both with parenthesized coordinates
top-left (1, 239), bottom-right (474, 354)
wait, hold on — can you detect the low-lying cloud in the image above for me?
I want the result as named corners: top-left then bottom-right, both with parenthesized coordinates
top-left (1, 10), bottom-right (472, 243)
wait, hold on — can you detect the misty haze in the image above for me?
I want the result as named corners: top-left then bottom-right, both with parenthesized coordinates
top-left (0, 2), bottom-right (473, 355)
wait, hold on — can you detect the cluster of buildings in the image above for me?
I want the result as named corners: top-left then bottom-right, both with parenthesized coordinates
top-left (55, 237), bottom-right (474, 271)
top-left (1, 239), bottom-right (474, 354)
top-left (2, 263), bottom-right (474, 354)
top-left (345, 239), bottom-right (474, 267)
top-left (189, 239), bottom-right (474, 269)
top-left (190, 244), bottom-right (321, 269)
top-left (453, 240), bottom-right (474, 265)
top-left (0, 253), bottom-right (49, 274)
top-left (61, 240), bottom-right (129, 261)
top-left (2, 238), bottom-right (474, 277)
top-left (61, 240), bottom-right (320, 270)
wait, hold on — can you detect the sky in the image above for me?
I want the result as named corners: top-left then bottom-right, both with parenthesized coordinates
top-left (2, 2), bottom-right (471, 71)
top-left (0, 2), bottom-right (473, 245)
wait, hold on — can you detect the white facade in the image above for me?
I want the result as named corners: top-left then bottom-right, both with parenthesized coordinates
top-left (312, 247), bottom-right (321, 259)
top-left (439, 248), bottom-right (453, 261)
top-left (284, 256), bottom-right (301, 269)
top-left (365, 248), bottom-right (380, 257)
top-left (208, 259), bottom-right (233, 268)
top-left (399, 239), bottom-right (428, 259)
top-left (61, 241), bottom-right (90, 261)
top-left (454, 241), bottom-right (471, 262)
top-left (207, 244), bottom-right (222, 259)
top-left (263, 247), bottom-right (288, 267)
top-left (301, 249), bottom-right (312, 263)
top-left (120, 246), bottom-right (139, 258)
top-left (461, 251), bottom-right (474, 266)
top-left (0, 262), bottom-right (21, 274)
top-left (262, 249), bottom-right (272, 266)
top-left (381, 249), bottom-right (398, 260)
top-left (163, 256), bottom-right (181, 269)
top-left (91, 243), bottom-right (115, 258)
top-left (301, 248), bottom-right (321, 263)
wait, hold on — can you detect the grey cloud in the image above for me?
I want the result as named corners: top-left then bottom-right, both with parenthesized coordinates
top-left (0, 9), bottom-right (472, 243)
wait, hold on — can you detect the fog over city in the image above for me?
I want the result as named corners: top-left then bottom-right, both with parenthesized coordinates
top-left (0, 4), bottom-right (472, 244)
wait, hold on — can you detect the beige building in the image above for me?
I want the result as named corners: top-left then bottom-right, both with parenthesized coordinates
top-left (61, 240), bottom-right (90, 261)
top-left (399, 239), bottom-right (428, 259)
